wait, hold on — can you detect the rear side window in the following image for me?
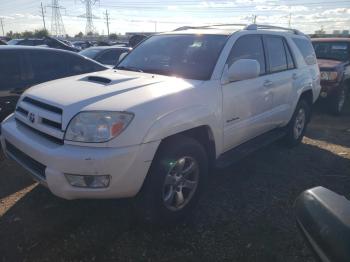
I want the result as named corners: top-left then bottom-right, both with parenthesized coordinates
top-left (97, 49), bottom-right (126, 65)
top-left (227, 35), bottom-right (266, 75)
top-left (0, 51), bottom-right (22, 89)
top-left (27, 51), bottom-right (68, 84)
top-left (264, 36), bottom-right (288, 73)
top-left (292, 38), bottom-right (317, 65)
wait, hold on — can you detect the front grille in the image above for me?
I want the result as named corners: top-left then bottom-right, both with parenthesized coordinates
top-left (16, 96), bottom-right (64, 144)
top-left (5, 140), bottom-right (46, 179)
top-left (16, 106), bottom-right (28, 116)
top-left (16, 119), bottom-right (64, 145)
top-left (41, 118), bottom-right (62, 130)
top-left (23, 97), bottom-right (62, 115)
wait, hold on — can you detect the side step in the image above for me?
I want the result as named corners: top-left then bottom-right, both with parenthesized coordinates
top-left (215, 128), bottom-right (286, 169)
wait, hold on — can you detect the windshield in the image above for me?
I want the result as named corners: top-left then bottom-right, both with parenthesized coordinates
top-left (7, 39), bottom-right (21, 45)
top-left (312, 42), bottom-right (349, 61)
top-left (79, 48), bottom-right (101, 59)
top-left (116, 34), bottom-right (228, 80)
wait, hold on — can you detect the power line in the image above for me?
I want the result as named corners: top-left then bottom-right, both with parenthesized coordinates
top-left (47, 0), bottom-right (66, 36)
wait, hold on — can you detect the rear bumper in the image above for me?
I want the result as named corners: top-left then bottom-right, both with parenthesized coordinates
top-left (1, 115), bottom-right (160, 200)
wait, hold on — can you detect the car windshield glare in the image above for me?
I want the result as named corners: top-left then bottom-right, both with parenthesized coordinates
top-left (116, 34), bottom-right (228, 80)
top-left (313, 42), bottom-right (349, 61)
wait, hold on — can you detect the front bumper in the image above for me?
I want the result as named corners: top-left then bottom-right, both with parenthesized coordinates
top-left (0, 115), bottom-right (160, 200)
top-left (319, 81), bottom-right (340, 98)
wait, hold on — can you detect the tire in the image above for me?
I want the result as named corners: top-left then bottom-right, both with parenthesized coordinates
top-left (284, 99), bottom-right (310, 147)
top-left (134, 135), bottom-right (208, 225)
top-left (329, 85), bottom-right (347, 116)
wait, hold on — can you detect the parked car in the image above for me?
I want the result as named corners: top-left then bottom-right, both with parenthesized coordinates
top-left (79, 46), bottom-right (132, 67)
top-left (7, 37), bottom-right (79, 52)
top-left (0, 24), bottom-right (320, 223)
top-left (7, 38), bottom-right (45, 46)
top-left (0, 46), bottom-right (107, 122)
top-left (0, 39), bottom-right (6, 45)
top-left (312, 38), bottom-right (350, 115)
top-left (72, 40), bottom-right (93, 50)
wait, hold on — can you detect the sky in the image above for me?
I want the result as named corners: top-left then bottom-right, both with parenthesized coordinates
top-left (0, 0), bottom-right (349, 36)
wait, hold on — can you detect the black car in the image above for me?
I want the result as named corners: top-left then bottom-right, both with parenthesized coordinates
top-left (7, 37), bottom-right (79, 52)
top-left (0, 46), bottom-right (107, 122)
top-left (0, 40), bottom-right (6, 45)
top-left (7, 38), bottom-right (45, 46)
top-left (79, 46), bottom-right (132, 66)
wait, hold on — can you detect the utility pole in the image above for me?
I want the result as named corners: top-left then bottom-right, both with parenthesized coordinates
top-left (40, 2), bottom-right (46, 30)
top-left (252, 15), bottom-right (257, 24)
top-left (105, 9), bottom-right (110, 36)
top-left (47, 0), bottom-right (66, 36)
top-left (0, 18), bottom-right (4, 36)
top-left (288, 13), bottom-right (292, 28)
top-left (154, 21), bottom-right (157, 32)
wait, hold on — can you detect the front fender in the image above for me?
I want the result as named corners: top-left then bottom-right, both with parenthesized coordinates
top-left (142, 105), bottom-right (222, 155)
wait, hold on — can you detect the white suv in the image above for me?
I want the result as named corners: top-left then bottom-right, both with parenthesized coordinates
top-left (1, 24), bottom-right (320, 223)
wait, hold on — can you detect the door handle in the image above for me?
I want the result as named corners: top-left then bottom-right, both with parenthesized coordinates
top-left (263, 80), bottom-right (273, 88)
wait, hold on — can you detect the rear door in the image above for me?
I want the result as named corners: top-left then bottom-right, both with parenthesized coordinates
top-left (263, 35), bottom-right (296, 125)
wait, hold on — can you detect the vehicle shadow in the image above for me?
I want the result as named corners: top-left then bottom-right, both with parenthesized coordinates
top-left (307, 100), bottom-right (350, 148)
top-left (0, 142), bottom-right (349, 262)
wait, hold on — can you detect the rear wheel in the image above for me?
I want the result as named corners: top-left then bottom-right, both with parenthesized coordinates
top-left (134, 135), bottom-right (208, 224)
top-left (284, 99), bottom-right (310, 147)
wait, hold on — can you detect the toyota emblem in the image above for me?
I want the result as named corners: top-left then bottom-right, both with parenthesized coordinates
top-left (28, 112), bottom-right (36, 123)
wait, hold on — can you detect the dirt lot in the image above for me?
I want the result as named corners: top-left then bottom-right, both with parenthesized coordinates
top-left (1, 102), bottom-right (349, 262)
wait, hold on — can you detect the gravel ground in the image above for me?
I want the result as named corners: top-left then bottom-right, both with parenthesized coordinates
top-left (0, 102), bottom-right (349, 262)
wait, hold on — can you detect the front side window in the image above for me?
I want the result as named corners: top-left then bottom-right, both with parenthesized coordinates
top-left (312, 42), bottom-right (349, 62)
top-left (79, 48), bottom-right (101, 59)
top-left (265, 36), bottom-right (288, 73)
top-left (117, 34), bottom-right (228, 80)
top-left (227, 35), bottom-right (266, 75)
top-left (67, 55), bottom-right (106, 75)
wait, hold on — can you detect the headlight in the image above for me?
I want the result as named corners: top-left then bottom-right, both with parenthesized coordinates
top-left (320, 71), bottom-right (338, 81)
top-left (65, 111), bottom-right (134, 143)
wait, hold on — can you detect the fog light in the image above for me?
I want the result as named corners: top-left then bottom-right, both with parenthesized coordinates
top-left (65, 174), bottom-right (110, 188)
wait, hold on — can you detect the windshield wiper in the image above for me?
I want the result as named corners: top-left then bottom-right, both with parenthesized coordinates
top-left (115, 66), bottom-right (143, 72)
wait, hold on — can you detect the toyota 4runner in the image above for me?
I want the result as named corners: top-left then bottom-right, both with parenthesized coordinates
top-left (0, 24), bottom-right (320, 223)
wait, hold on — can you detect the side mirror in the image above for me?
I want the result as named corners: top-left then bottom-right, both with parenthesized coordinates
top-left (295, 187), bottom-right (350, 262)
top-left (227, 59), bottom-right (260, 82)
top-left (118, 52), bottom-right (128, 62)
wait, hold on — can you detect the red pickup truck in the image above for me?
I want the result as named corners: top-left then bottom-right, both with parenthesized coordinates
top-left (312, 38), bottom-right (350, 115)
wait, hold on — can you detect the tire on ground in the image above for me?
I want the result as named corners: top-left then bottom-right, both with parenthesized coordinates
top-left (134, 135), bottom-right (208, 224)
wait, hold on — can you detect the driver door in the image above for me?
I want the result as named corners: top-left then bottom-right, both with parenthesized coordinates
top-left (222, 34), bottom-right (274, 151)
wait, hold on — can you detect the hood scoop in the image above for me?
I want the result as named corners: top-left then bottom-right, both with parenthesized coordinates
top-left (82, 74), bottom-right (138, 86)
top-left (87, 76), bottom-right (112, 84)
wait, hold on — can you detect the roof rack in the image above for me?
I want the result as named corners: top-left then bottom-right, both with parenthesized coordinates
top-left (245, 24), bottom-right (304, 35)
top-left (174, 23), bottom-right (305, 36)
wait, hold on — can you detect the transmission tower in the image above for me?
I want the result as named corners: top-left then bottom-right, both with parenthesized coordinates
top-left (80, 0), bottom-right (99, 35)
top-left (47, 0), bottom-right (66, 36)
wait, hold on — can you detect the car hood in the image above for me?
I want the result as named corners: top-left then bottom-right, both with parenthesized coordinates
top-left (317, 59), bottom-right (343, 69)
top-left (23, 69), bottom-right (203, 129)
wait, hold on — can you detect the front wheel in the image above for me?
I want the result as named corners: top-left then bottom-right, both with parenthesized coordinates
top-left (284, 99), bottom-right (310, 147)
top-left (134, 135), bottom-right (208, 224)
